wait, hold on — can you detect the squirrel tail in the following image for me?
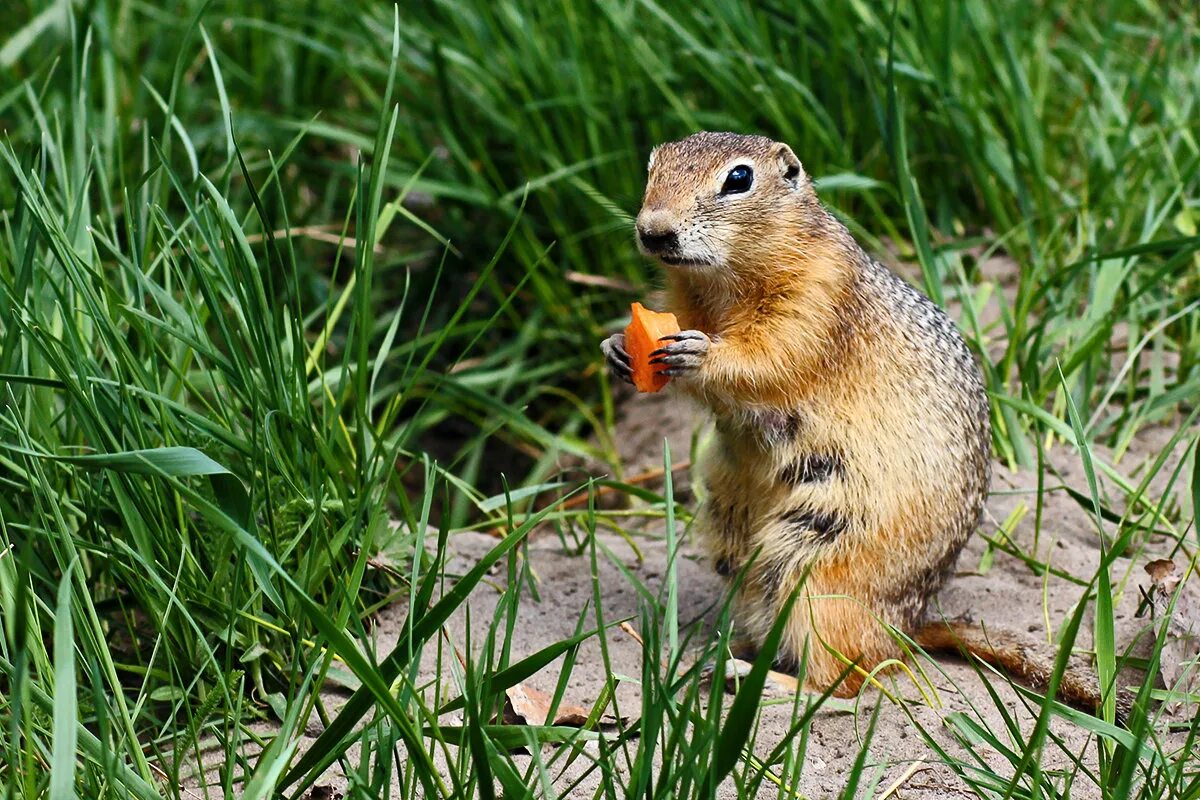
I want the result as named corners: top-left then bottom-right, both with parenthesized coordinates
top-left (911, 619), bottom-right (1131, 721)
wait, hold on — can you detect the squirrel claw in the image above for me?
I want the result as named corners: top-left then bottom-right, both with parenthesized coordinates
top-left (658, 330), bottom-right (708, 343)
top-left (648, 329), bottom-right (710, 375)
top-left (600, 333), bottom-right (633, 384)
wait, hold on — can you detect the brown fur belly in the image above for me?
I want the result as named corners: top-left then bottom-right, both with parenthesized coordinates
top-left (697, 413), bottom-right (979, 696)
top-left (699, 490), bottom-right (907, 695)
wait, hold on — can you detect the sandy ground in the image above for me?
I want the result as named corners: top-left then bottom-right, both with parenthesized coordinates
top-left (186, 259), bottom-right (1198, 798)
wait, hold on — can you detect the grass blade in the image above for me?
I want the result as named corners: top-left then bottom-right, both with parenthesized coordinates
top-left (50, 560), bottom-right (78, 800)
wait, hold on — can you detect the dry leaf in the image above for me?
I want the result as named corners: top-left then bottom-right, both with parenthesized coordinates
top-left (1145, 558), bottom-right (1180, 592)
top-left (501, 683), bottom-right (625, 731)
top-left (1141, 558), bottom-right (1200, 716)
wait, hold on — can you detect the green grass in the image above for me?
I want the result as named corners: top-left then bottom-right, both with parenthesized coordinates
top-left (0, 0), bottom-right (1197, 798)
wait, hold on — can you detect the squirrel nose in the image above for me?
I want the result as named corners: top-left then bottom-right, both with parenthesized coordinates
top-left (637, 226), bottom-right (678, 254)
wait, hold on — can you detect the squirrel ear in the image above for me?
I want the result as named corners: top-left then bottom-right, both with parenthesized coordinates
top-left (775, 145), bottom-right (803, 185)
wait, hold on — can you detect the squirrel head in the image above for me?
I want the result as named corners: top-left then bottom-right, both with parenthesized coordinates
top-left (636, 131), bottom-right (823, 279)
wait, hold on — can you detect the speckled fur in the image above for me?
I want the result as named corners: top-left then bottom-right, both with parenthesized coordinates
top-left (640, 132), bottom-right (992, 696)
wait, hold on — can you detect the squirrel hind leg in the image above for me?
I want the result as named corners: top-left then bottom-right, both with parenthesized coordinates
top-left (780, 592), bottom-right (907, 699)
top-left (912, 619), bottom-right (1135, 724)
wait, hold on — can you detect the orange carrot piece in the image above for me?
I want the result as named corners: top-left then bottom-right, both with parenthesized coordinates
top-left (624, 302), bottom-right (681, 393)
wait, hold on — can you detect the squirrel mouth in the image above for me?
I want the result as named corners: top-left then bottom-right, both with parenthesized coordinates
top-left (658, 254), bottom-right (713, 268)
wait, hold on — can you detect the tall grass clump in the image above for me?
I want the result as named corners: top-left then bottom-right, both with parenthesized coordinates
top-left (0, 7), bottom-right (564, 796)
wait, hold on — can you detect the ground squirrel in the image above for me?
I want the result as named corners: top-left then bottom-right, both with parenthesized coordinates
top-left (601, 131), bottom-right (1115, 712)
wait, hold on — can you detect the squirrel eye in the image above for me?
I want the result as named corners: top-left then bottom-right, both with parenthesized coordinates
top-left (721, 164), bottom-right (754, 195)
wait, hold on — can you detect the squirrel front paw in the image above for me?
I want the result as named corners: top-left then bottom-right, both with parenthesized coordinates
top-left (600, 333), bottom-right (633, 385)
top-left (649, 330), bottom-right (710, 377)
